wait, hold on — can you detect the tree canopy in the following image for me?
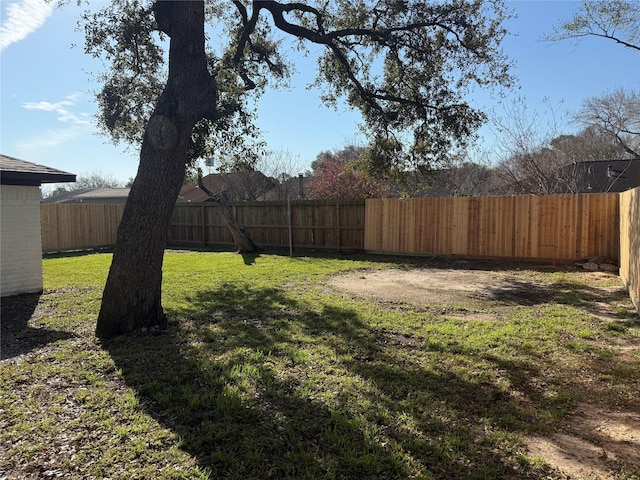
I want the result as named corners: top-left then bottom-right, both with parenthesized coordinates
top-left (82, 0), bottom-right (514, 174)
top-left (307, 146), bottom-right (391, 199)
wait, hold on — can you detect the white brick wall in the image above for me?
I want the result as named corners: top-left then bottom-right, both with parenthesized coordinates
top-left (1, 185), bottom-right (44, 296)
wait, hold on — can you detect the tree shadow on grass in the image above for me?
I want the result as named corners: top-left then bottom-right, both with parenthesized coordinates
top-left (481, 276), bottom-right (639, 320)
top-left (550, 280), bottom-right (639, 320)
top-left (481, 280), bottom-right (555, 306)
top-left (1, 292), bottom-right (75, 360)
top-left (264, 250), bottom-right (574, 273)
top-left (104, 283), bottom-right (565, 479)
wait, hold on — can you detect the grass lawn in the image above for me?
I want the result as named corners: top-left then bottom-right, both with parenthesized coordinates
top-left (1, 250), bottom-right (639, 479)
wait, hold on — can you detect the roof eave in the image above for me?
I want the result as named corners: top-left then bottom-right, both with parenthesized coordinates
top-left (1, 171), bottom-right (77, 186)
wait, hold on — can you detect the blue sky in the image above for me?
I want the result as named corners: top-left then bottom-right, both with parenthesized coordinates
top-left (1, 0), bottom-right (639, 186)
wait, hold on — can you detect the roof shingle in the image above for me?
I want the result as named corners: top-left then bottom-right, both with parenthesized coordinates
top-left (0, 154), bottom-right (76, 186)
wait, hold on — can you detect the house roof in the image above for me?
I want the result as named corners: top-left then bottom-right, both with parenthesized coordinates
top-left (205, 171), bottom-right (277, 199)
top-left (559, 158), bottom-right (640, 194)
top-left (74, 188), bottom-right (131, 199)
top-left (0, 154), bottom-right (76, 186)
top-left (177, 184), bottom-right (210, 203)
top-left (177, 172), bottom-right (279, 203)
top-left (43, 187), bottom-right (131, 204)
top-left (41, 188), bottom-right (97, 204)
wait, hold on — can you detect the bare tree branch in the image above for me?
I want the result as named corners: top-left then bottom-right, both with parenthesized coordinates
top-left (545, 0), bottom-right (640, 51)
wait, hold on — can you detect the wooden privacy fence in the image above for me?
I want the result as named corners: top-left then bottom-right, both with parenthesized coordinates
top-left (42, 194), bottom-right (622, 260)
top-left (41, 204), bottom-right (125, 252)
top-left (365, 194), bottom-right (620, 260)
top-left (168, 200), bottom-right (365, 251)
top-left (40, 201), bottom-right (365, 253)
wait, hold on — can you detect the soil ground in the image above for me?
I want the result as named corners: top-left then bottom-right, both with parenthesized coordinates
top-left (329, 264), bottom-right (640, 480)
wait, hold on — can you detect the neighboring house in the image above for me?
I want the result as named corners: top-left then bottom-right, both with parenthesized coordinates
top-left (555, 159), bottom-right (640, 194)
top-left (48, 172), bottom-right (310, 205)
top-left (0, 154), bottom-right (75, 297)
top-left (265, 174), bottom-right (309, 200)
top-left (204, 171), bottom-right (277, 201)
top-left (495, 159), bottom-right (640, 196)
top-left (177, 171), bottom-right (283, 203)
top-left (43, 187), bottom-right (131, 204)
top-left (177, 183), bottom-right (210, 203)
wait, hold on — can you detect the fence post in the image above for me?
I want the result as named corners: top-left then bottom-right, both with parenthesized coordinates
top-left (201, 203), bottom-right (206, 247)
top-left (336, 202), bottom-right (341, 253)
top-left (288, 197), bottom-right (293, 257)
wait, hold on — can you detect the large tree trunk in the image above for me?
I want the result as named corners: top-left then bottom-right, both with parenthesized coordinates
top-left (96, 1), bottom-right (217, 339)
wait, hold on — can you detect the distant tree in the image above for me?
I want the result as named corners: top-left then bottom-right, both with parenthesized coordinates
top-left (489, 96), bottom-right (630, 195)
top-left (545, 0), bottom-right (640, 52)
top-left (310, 145), bottom-right (365, 173)
top-left (83, 0), bottom-right (515, 338)
top-left (255, 150), bottom-right (304, 200)
top-left (307, 159), bottom-right (389, 200)
top-left (307, 146), bottom-right (390, 199)
top-left (43, 185), bottom-right (71, 198)
top-left (491, 97), bottom-right (568, 194)
top-left (43, 170), bottom-right (122, 198)
top-left (182, 170), bottom-right (198, 186)
top-left (549, 126), bottom-right (628, 163)
top-left (75, 170), bottom-right (122, 189)
top-left (434, 160), bottom-right (501, 197)
top-left (496, 151), bottom-right (562, 195)
top-left (573, 88), bottom-right (640, 159)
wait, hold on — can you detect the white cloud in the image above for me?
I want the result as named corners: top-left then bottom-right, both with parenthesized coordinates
top-left (23, 93), bottom-right (91, 125)
top-left (0, 0), bottom-right (54, 51)
top-left (17, 94), bottom-right (93, 151)
top-left (23, 99), bottom-right (73, 112)
top-left (16, 125), bottom-right (84, 150)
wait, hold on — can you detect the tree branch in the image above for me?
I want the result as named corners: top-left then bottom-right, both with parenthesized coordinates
top-left (233, 0), bottom-right (261, 63)
top-left (556, 30), bottom-right (640, 51)
top-left (256, 0), bottom-right (480, 116)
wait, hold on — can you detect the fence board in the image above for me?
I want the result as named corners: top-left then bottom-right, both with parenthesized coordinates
top-left (365, 194), bottom-right (620, 261)
top-left (619, 187), bottom-right (640, 314)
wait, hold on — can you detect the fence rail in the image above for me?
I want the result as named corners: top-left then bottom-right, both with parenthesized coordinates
top-left (364, 194), bottom-right (620, 261)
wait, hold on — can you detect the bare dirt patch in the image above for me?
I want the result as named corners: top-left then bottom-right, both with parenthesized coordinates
top-left (329, 268), bottom-right (553, 307)
top-left (527, 404), bottom-right (640, 480)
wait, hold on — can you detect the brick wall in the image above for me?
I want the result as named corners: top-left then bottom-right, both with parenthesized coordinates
top-left (1, 185), bottom-right (43, 296)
